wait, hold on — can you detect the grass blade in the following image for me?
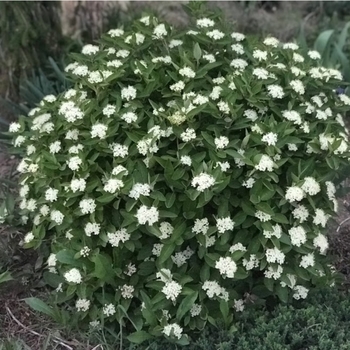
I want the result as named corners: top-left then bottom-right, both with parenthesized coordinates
top-left (314, 29), bottom-right (335, 66)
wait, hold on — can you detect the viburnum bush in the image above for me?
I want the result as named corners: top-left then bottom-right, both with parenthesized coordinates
top-left (7, 3), bottom-right (350, 345)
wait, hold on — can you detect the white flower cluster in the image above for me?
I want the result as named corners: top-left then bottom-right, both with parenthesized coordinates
top-left (288, 226), bottom-right (307, 246)
top-left (50, 210), bottom-right (64, 225)
top-left (262, 132), bottom-right (278, 146)
top-left (300, 253), bottom-right (315, 269)
top-left (59, 101), bottom-right (84, 122)
top-left (285, 186), bottom-right (305, 202)
top-left (255, 210), bottom-right (271, 222)
top-left (135, 205), bottom-right (159, 225)
top-left (265, 247), bottom-right (285, 264)
top-left (79, 198), bottom-right (96, 214)
top-left (263, 224), bottom-right (282, 239)
top-left (64, 268), bottom-right (82, 284)
top-left (71, 178), bottom-right (86, 192)
top-left (45, 188), bottom-right (58, 202)
top-left (202, 280), bottom-right (229, 301)
top-left (214, 136), bottom-right (229, 149)
top-left (137, 138), bottom-right (158, 156)
top-left (171, 247), bottom-right (194, 267)
top-left (156, 268), bottom-right (173, 283)
top-left (180, 128), bottom-right (196, 142)
top-left (129, 183), bottom-right (151, 199)
top-left (121, 86), bottom-right (137, 101)
top-left (229, 243), bottom-right (246, 253)
top-left (107, 228), bottom-right (130, 247)
top-left (179, 66), bottom-right (196, 78)
top-left (301, 177), bottom-right (320, 196)
top-left (243, 254), bottom-right (259, 270)
top-left (84, 222), bottom-right (100, 236)
top-left (163, 324), bottom-right (183, 339)
top-left (255, 155), bottom-right (274, 172)
top-left (265, 265), bottom-right (283, 279)
top-left (313, 233), bottom-right (329, 255)
top-left (120, 284), bottom-right (134, 299)
top-left (192, 218), bottom-right (209, 234)
top-left (76, 299), bottom-right (90, 312)
top-left (293, 285), bottom-right (309, 300)
top-left (91, 123), bottom-right (108, 139)
top-left (216, 217), bottom-right (235, 233)
top-left (192, 173), bottom-right (215, 192)
top-left (215, 257), bottom-right (237, 278)
top-left (159, 222), bottom-right (174, 239)
top-left (313, 208), bottom-right (329, 227)
top-left (103, 303), bottom-right (116, 317)
top-left (104, 179), bottom-right (124, 193)
top-left (267, 85), bottom-right (284, 99)
top-left (162, 280), bottom-right (182, 302)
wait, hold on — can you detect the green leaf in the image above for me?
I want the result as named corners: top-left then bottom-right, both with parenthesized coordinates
top-left (127, 331), bottom-right (153, 344)
top-left (314, 29), bottom-right (335, 54)
top-left (159, 210), bottom-right (178, 218)
top-left (200, 264), bottom-right (210, 281)
top-left (5, 194), bottom-right (15, 213)
top-left (276, 285), bottom-right (288, 303)
top-left (140, 290), bottom-right (158, 326)
top-left (172, 167), bottom-right (185, 181)
top-left (232, 211), bottom-right (247, 226)
top-left (176, 335), bottom-right (190, 346)
top-left (219, 299), bottom-right (229, 321)
top-left (256, 202), bottom-right (275, 216)
top-left (56, 250), bottom-right (80, 266)
top-left (96, 193), bottom-right (115, 204)
top-left (334, 43), bottom-right (350, 78)
top-left (43, 272), bottom-right (63, 288)
top-left (337, 21), bottom-right (350, 50)
top-left (176, 291), bottom-right (198, 320)
top-left (251, 284), bottom-right (272, 298)
top-left (165, 193), bottom-right (176, 209)
top-left (0, 270), bottom-right (13, 284)
top-left (273, 213), bottom-right (289, 224)
top-left (326, 156), bottom-right (339, 170)
top-left (138, 261), bottom-right (155, 276)
top-left (24, 297), bottom-right (55, 318)
top-left (248, 236), bottom-right (261, 254)
top-left (92, 253), bottom-right (115, 283)
top-left (158, 243), bottom-right (176, 265)
top-left (233, 267), bottom-right (248, 280)
top-left (241, 199), bottom-right (255, 216)
top-left (264, 277), bottom-right (274, 292)
top-left (117, 304), bottom-right (141, 330)
top-left (193, 43), bottom-right (202, 60)
top-left (201, 131), bottom-right (215, 147)
top-left (297, 21), bottom-right (308, 51)
top-left (170, 221), bottom-right (187, 243)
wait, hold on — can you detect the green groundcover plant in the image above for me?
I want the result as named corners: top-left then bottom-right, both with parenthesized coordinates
top-left (127, 288), bottom-right (350, 350)
top-left (6, 2), bottom-right (350, 345)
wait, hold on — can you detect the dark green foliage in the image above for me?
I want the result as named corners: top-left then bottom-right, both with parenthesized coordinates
top-left (126, 288), bottom-right (350, 349)
top-left (19, 58), bottom-right (72, 109)
top-left (323, 1), bottom-right (350, 21)
top-left (0, 57), bottom-right (72, 134)
top-left (0, 1), bottom-right (63, 97)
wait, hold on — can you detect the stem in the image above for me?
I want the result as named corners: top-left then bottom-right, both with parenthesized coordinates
top-left (120, 318), bottom-right (123, 350)
top-left (336, 216), bottom-right (350, 232)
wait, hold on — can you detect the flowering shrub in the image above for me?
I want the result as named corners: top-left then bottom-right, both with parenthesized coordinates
top-left (7, 3), bottom-right (350, 344)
